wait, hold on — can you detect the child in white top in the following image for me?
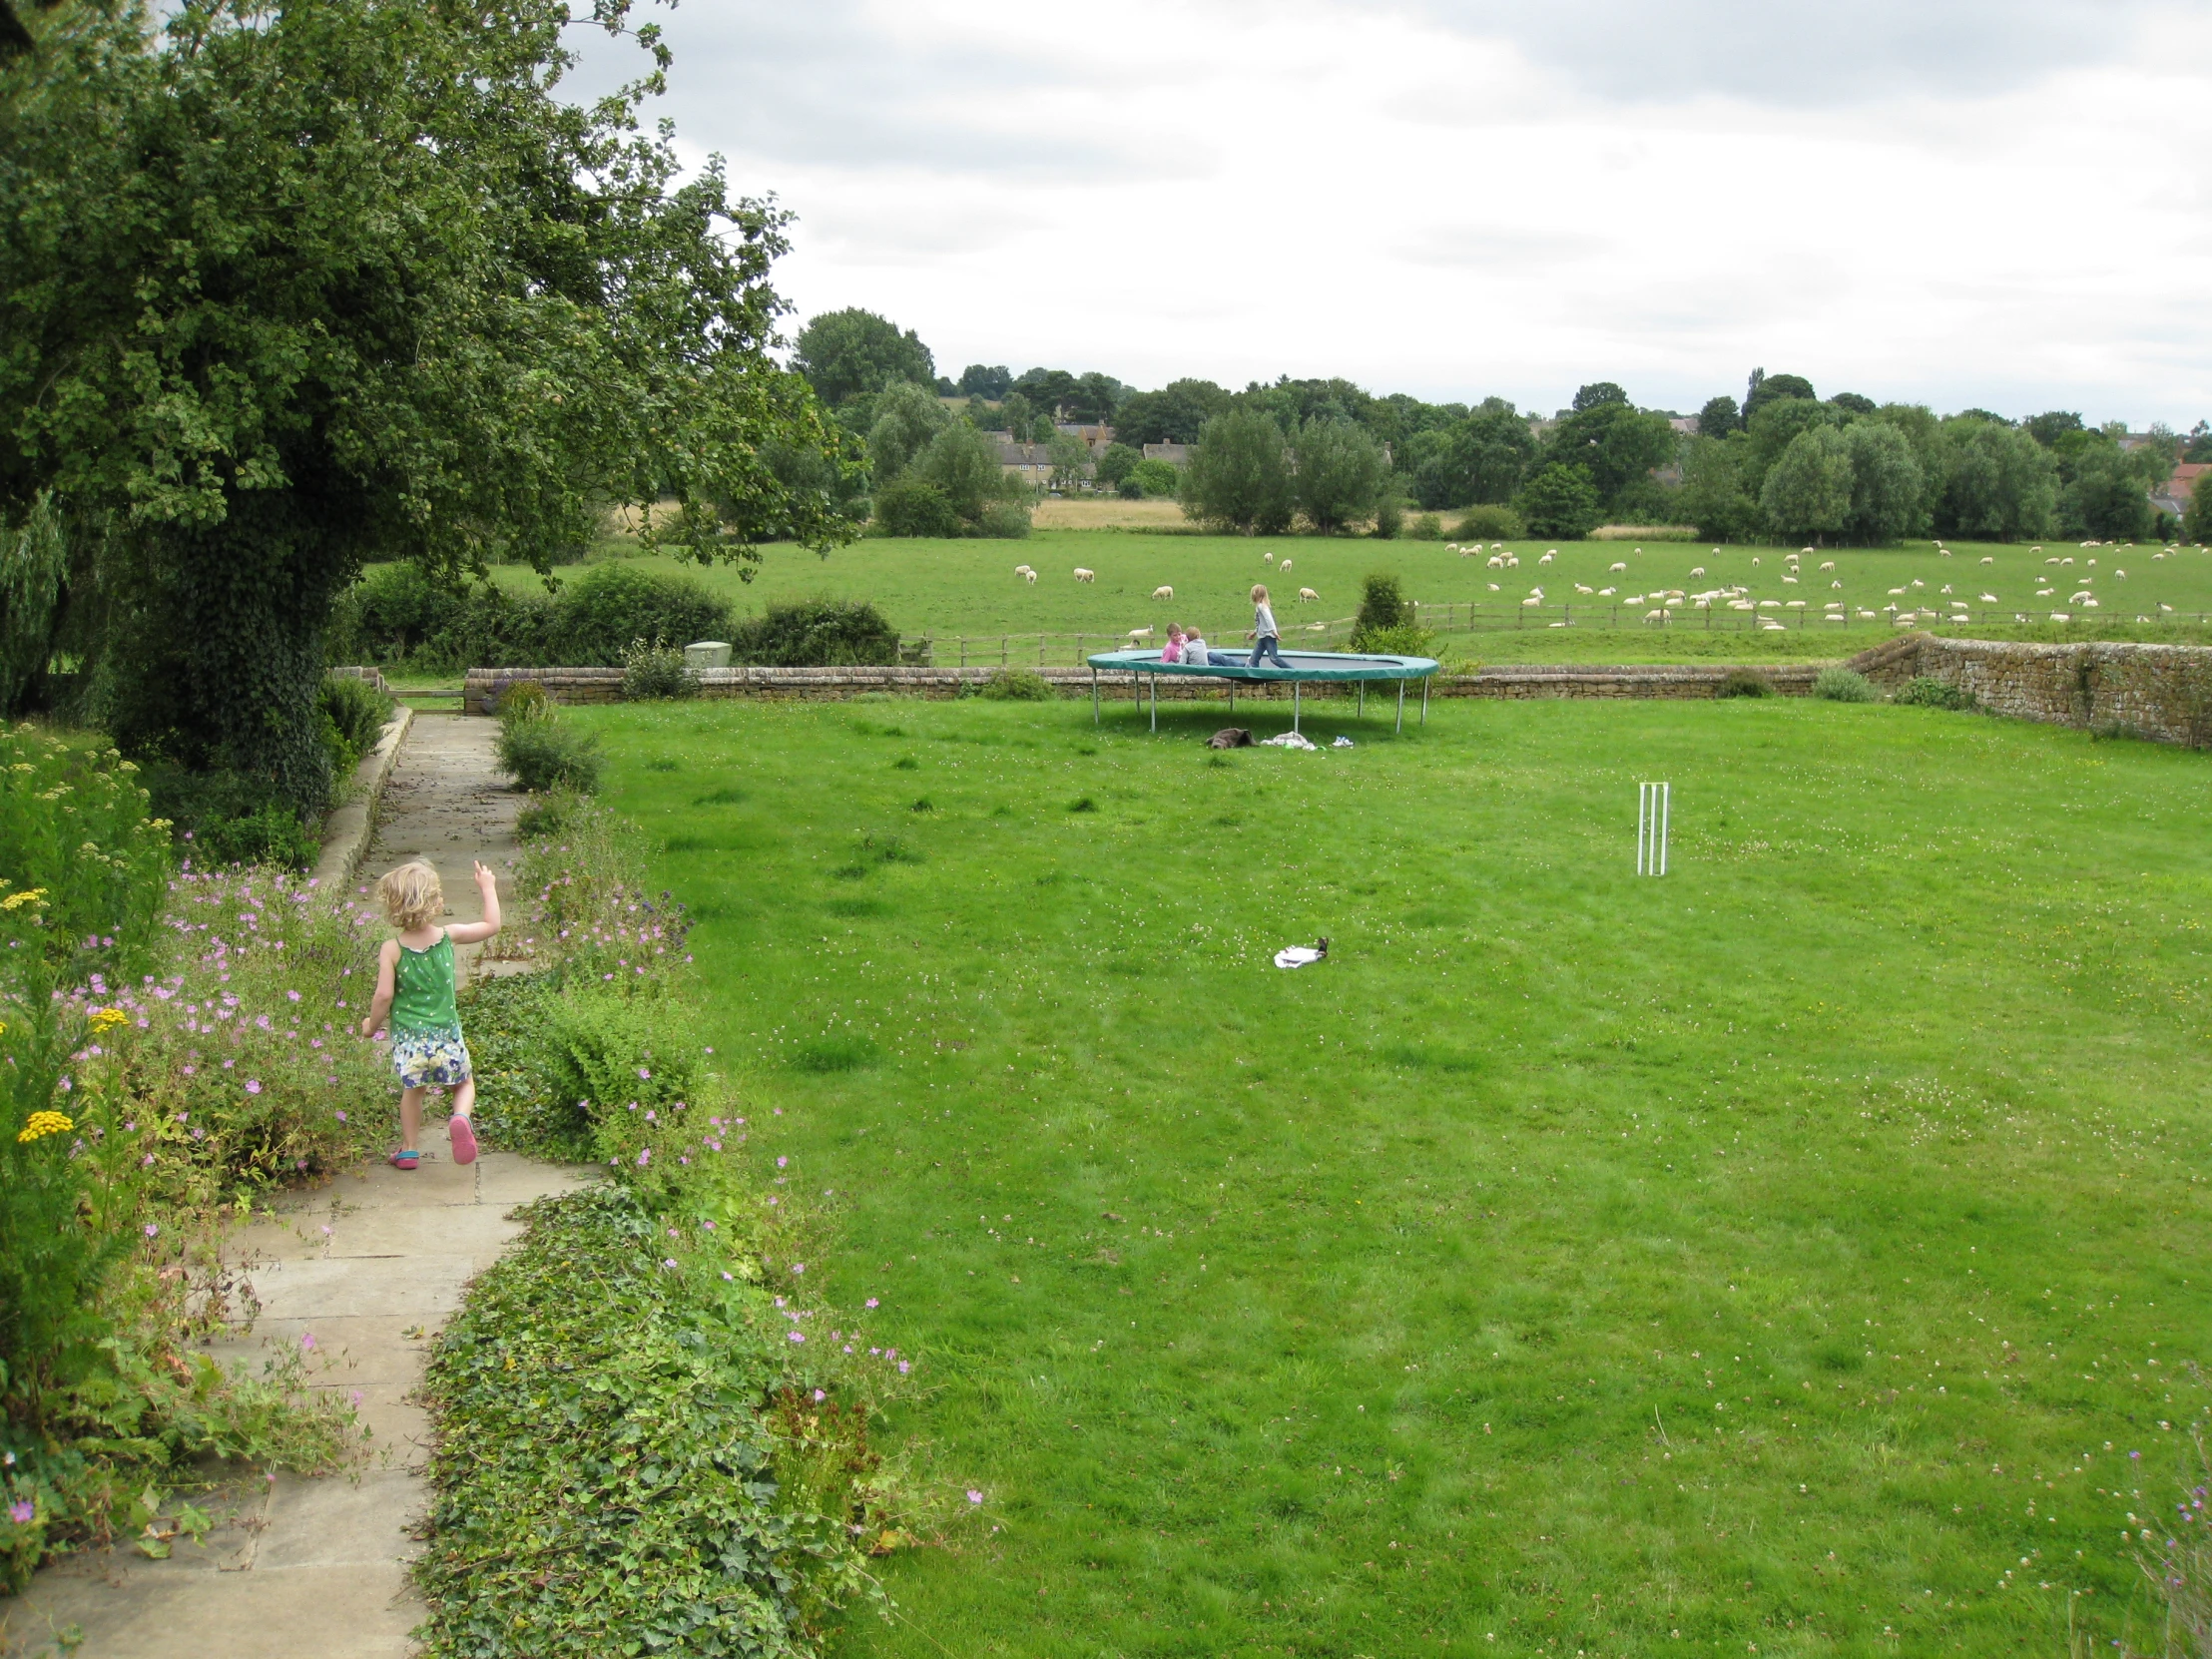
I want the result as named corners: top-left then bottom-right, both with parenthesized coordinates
top-left (1247, 585), bottom-right (1288, 669)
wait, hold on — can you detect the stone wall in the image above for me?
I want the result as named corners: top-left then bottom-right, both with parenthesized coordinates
top-left (463, 661), bottom-right (1819, 714)
top-left (1848, 634), bottom-right (2212, 748)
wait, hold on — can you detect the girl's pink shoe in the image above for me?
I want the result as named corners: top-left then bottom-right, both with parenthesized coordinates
top-left (388, 1149), bottom-right (420, 1171)
top-left (448, 1116), bottom-right (478, 1166)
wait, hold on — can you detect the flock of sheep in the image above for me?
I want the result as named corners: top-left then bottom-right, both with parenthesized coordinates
top-left (1010, 537), bottom-right (2206, 646)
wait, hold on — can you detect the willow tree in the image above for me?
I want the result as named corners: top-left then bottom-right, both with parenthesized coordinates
top-left (0, 0), bottom-right (849, 812)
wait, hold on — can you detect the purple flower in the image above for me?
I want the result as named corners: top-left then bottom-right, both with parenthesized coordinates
top-left (335, 1110), bottom-right (347, 1123)
top-left (244, 1079), bottom-right (262, 1095)
top-left (791, 1263), bottom-right (805, 1276)
top-left (663, 1258), bottom-right (679, 1270)
top-left (143, 1223), bottom-right (159, 1238)
top-left (865, 1298), bottom-right (879, 1310)
top-left (967, 1489), bottom-right (982, 1504)
top-left (813, 1388), bottom-right (827, 1401)
top-left (7, 1500), bottom-right (33, 1525)
top-left (638, 1067), bottom-right (651, 1080)
top-left (300, 1333), bottom-right (316, 1353)
top-left (788, 1331), bottom-right (805, 1344)
top-left (637, 1148), bottom-right (651, 1166)
top-left (777, 1155), bottom-right (788, 1169)
top-left (898, 1360), bottom-right (911, 1375)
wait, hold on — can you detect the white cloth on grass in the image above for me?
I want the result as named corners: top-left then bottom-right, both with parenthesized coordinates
top-left (1261, 732), bottom-right (1317, 750)
top-left (1333, 736), bottom-right (1356, 748)
top-left (1274, 945), bottom-right (1326, 969)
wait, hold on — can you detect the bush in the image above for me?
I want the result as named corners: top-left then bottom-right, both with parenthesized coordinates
top-left (729, 598), bottom-right (902, 668)
top-left (1716, 667), bottom-right (1774, 699)
top-left (327, 561), bottom-right (732, 672)
top-left (1896, 675), bottom-right (1975, 711)
top-left (1373, 498), bottom-right (1403, 539)
top-left (976, 668), bottom-right (1055, 701)
top-left (1813, 667), bottom-right (1876, 703)
top-left (1349, 572), bottom-right (1433, 655)
top-left (1409, 513), bottom-right (1444, 540)
top-left (1350, 624), bottom-right (1435, 657)
top-left (619, 638), bottom-right (699, 702)
top-left (870, 475), bottom-right (962, 538)
top-left (973, 499), bottom-right (1033, 539)
top-left (1512, 463), bottom-right (1602, 539)
top-left (1125, 457), bottom-right (1181, 500)
top-left (318, 673), bottom-right (395, 776)
top-left (496, 699), bottom-right (601, 795)
top-left (553, 564), bottom-right (731, 667)
top-left (1452, 504), bottom-right (1525, 540)
top-left (142, 764), bottom-right (319, 871)
top-left (1, 730), bottom-right (173, 979)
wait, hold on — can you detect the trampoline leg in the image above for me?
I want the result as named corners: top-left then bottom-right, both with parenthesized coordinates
top-left (1359, 683), bottom-right (1365, 718)
top-left (1294, 683), bottom-right (1301, 735)
top-left (1420, 678), bottom-right (1429, 727)
top-left (1395, 682), bottom-right (1404, 736)
top-left (1091, 666), bottom-right (1099, 728)
top-left (1150, 673), bottom-right (1157, 734)
top-left (1230, 683), bottom-right (1235, 716)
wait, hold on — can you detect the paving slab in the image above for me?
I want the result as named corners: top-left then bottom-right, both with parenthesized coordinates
top-left (5, 714), bottom-right (592, 1659)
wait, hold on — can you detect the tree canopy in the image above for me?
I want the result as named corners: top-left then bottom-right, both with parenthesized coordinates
top-left (2, 0), bottom-right (848, 809)
top-left (1182, 409), bottom-right (1294, 535)
top-left (794, 308), bottom-right (936, 408)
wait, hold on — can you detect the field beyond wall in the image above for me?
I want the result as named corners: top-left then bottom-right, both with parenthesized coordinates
top-left (580, 690), bottom-right (2212, 1657)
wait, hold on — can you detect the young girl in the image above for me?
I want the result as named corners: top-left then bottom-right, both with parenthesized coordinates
top-left (360, 859), bottom-right (501, 1170)
top-left (1161, 623), bottom-right (1187, 664)
top-left (1247, 584), bottom-right (1289, 668)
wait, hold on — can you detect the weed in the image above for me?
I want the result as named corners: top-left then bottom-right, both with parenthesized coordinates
top-left (1812, 666), bottom-right (1876, 703)
top-left (1716, 666), bottom-right (1774, 698)
top-left (1896, 675), bottom-right (1975, 711)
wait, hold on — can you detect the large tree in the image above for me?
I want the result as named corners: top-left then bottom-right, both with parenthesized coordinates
top-left (1292, 418), bottom-right (1386, 533)
top-left (2, 0), bottom-right (847, 811)
top-left (1760, 426), bottom-right (1854, 543)
top-left (1181, 408), bottom-right (1293, 535)
top-left (1929, 418), bottom-right (2059, 542)
top-left (1538, 400), bottom-right (1677, 510)
top-left (1111, 379), bottom-right (1231, 447)
top-left (1402, 406), bottom-right (1534, 509)
top-left (794, 308), bottom-right (935, 408)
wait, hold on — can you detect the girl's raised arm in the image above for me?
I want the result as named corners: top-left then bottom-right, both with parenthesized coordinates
top-left (445, 860), bottom-right (504, 944)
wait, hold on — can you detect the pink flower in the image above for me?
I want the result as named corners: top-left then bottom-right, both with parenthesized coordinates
top-left (967, 1490), bottom-right (983, 1505)
top-left (791, 1263), bottom-right (805, 1276)
top-left (898, 1361), bottom-right (911, 1375)
top-left (244, 1079), bottom-right (262, 1095)
top-left (777, 1156), bottom-right (788, 1169)
top-left (300, 1333), bottom-right (316, 1352)
top-left (8, 1500), bottom-right (33, 1524)
top-left (143, 1223), bottom-right (158, 1238)
top-left (788, 1331), bottom-right (805, 1344)
top-left (865, 1298), bottom-right (878, 1309)
top-left (813, 1388), bottom-right (827, 1402)
top-left (637, 1148), bottom-right (651, 1166)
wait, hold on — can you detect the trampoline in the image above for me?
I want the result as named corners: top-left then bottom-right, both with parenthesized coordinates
top-left (1085, 647), bottom-right (1442, 735)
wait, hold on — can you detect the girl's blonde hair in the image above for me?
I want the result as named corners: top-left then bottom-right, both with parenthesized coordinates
top-left (1251, 583), bottom-right (1270, 602)
top-left (377, 861), bottom-right (443, 930)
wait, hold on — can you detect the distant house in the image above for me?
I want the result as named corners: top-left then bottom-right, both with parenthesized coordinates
top-left (1141, 443), bottom-right (1190, 466)
top-left (1668, 416), bottom-right (1700, 437)
top-left (997, 442), bottom-right (1056, 486)
top-left (1055, 422), bottom-right (1116, 458)
top-left (2152, 462), bottom-right (2209, 520)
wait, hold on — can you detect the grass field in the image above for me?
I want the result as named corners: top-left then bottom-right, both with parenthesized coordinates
top-left (484, 532), bottom-right (2212, 669)
top-left (578, 691), bottom-right (2212, 1657)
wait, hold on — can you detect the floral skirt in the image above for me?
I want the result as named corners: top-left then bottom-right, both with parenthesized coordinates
top-left (391, 1025), bottom-right (472, 1090)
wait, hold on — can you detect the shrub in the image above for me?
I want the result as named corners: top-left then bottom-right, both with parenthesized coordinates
top-left (318, 673), bottom-right (395, 776)
top-left (1896, 675), bottom-right (1975, 711)
top-left (1349, 572), bottom-right (1433, 655)
top-left (729, 598), bottom-right (902, 668)
top-left (1350, 623), bottom-right (1435, 657)
top-left (1716, 667), bottom-right (1774, 699)
top-left (1409, 513), bottom-right (1444, 540)
top-left (553, 564), bottom-right (731, 667)
top-left (536, 989), bottom-right (704, 1179)
top-left (1373, 499), bottom-right (1403, 539)
top-left (1126, 457), bottom-right (1181, 500)
top-left (870, 475), bottom-right (962, 538)
top-left (973, 499), bottom-right (1033, 539)
top-left (1813, 667), bottom-right (1877, 703)
top-left (976, 668), bottom-right (1055, 701)
top-left (496, 699), bottom-right (601, 795)
top-left (0, 730), bottom-right (172, 980)
top-left (142, 764), bottom-right (319, 871)
top-left (619, 638), bottom-right (699, 701)
top-left (1452, 504), bottom-right (1525, 540)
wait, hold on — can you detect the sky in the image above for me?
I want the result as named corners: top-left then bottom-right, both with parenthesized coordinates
top-left (571, 0), bottom-right (2212, 425)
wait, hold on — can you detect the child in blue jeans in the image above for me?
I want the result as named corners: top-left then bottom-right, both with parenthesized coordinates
top-left (1247, 585), bottom-right (1288, 668)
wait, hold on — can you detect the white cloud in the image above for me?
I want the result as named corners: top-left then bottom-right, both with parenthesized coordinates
top-left (596, 0), bottom-right (2212, 422)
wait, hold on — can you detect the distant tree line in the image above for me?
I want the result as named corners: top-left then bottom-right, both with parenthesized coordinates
top-left (791, 308), bottom-right (2206, 544)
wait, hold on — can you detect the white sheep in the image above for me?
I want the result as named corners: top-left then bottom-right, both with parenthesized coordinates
top-left (1298, 587), bottom-right (1320, 603)
top-left (1023, 569), bottom-right (1036, 583)
top-left (1689, 566), bottom-right (1706, 577)
top-left (1819, 560), bottom-right (1835, 570)
top-left (1598, 586), bottom-right (1616, 597)
top-left (1152, 586), bottom-right (1174, 601)
top-left (1608, 561), bottom-right (1627, 573)
top-left (1940, 584), bottom-right (1952, 594)
top-left (1538, 551), bottom-right (1554, 564)
top-left (1073, 568), bottom-right (1096, 583)
top-left (1979, 592), bottom-right (1998, 603)
top-left (1831, 580), bottom-right (1843, 589)
top-left (1523, 596), bottom-right (1542, 607)
top-left (1574, 583), bottom-right (1593, 595)
top-left (1127, 626), bottom-right (1153, 642)
top-left (1278, 560), bottom-right (1292, 573)
top-left (1014, 563), bottom-right (1033, 576)
top-left (1980, 556), bottom-right (1995, 565)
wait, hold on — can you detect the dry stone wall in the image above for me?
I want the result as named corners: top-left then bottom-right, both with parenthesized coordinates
top-left (462, 662), bottom-right (1818, 713)
top-left (1849, 634), bottom-right (2212, 748)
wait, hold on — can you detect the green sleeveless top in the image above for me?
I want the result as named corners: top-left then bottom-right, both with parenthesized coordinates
top-left (390, 931), bottom-right (460, 1035)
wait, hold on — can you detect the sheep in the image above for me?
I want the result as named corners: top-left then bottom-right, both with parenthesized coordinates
top-left (1279, 560), bottom-right (1293, 573)
top-left (1819, 560), bottom-right (1836, 570)
top-left (1689, 566), bottom-right (1706, 577)
top-left (1023, 569), bottom-right (1037, 584)
top-left (1263, 551), bottom-right (1275, 563)
top-left (1574, 583), bottom-right (1594, 595)
top-left (1939, 583), bottom-right (1952, 594)
top-left (1831, 580), bottom-right (1844, 589)
top-left (2161, 602), bottom-right (2176, 612)
top-left (1597, 586), bottom-right (1616, 597)
top-left (1298, 587), bottom-right (1320, 603)
top-left (1608, 561), bottom-right (1628, 573)
top-left (1644, 608), bottom-right (1666, 621)
top-left (1979, 592), bottom-right (1998, 603)
top-left (1127, 626), bottom-right (1153, 643)
top-left (1523, 596), bottom-right (1542, 607)
top-left (1487, 582), bottom-right (1501, 592)
top-left (1014, 563), bottom-right (1034, 576)
top-left (1980, 555), bottom-right (1995, 565)
top-left (1858, 610), bottom-right (1878, 619)
top-left (1888, 587), bottom-right (1908, 596)
top-left (1152, 585), bottom-right (1174, 601)
top-left (1800, 546), bottom-right (1814, 555)
top-left (1783, 574), bottom-right (1800, 584)
top-left (2114, 569), bottom-right (2127, 579)
top-left (1538, 551), bottom-right (1554, 565)
top-left (1074, 568), bottom-right (1096, 583)
top-left (2049, 611), bottom-right (2071, 622)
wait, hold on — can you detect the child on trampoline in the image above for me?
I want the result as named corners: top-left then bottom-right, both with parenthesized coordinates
top-left (1246, 585), bottom-right (1289, 668)
top-left (1160, 623), bottom-right (1187, 664)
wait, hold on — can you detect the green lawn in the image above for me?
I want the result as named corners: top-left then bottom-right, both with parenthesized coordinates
top-left (481, 531), bottom-right (2212, 669)
top-left (581, 692), bottom-right (2211, 1657)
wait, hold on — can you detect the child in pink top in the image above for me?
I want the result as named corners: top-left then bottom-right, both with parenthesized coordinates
top-left (1161, 624), bottom-right (1186, 663)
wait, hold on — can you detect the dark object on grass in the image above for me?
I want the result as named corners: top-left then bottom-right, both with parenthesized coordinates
top-left (1716, 667), bottom-right (1774, 699)
top-left (1208, 728), bottom-right (1253, 749)
top-left (1895, 675), bottom-right (1975, 711)
top-left (977, 668), bottom-right (1054, 701)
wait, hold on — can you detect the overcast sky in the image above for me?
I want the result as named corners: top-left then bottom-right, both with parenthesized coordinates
top-left (576, 0), bottom-right (2212, 424)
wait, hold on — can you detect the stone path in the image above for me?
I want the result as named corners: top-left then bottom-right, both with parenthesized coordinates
top-left (3, 715), bottom-right (584, 1659)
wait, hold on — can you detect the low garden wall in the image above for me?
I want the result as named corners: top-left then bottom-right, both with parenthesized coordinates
top-left (1848, 634), bottom-right (2212, 747)
top-left (462, 662), bottom-right (1820, 713)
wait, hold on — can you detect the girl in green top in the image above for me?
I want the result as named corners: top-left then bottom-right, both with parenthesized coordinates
top-left (360, 859), bottom-right (502, 1170)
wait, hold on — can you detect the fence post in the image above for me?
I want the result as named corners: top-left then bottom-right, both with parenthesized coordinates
top-left (958, 637), bottom-right (966, 668)
top-left (1002, 636), bottom-right (1008, 667)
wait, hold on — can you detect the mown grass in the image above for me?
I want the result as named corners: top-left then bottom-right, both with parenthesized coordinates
top-left (479, 532), bottom-right (2212, 669)
top-left (578, 692), bottom-right (2211, 1658)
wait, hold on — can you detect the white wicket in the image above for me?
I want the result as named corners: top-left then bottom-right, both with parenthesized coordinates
top-left (1637, 782), bottom-right (1670, 876)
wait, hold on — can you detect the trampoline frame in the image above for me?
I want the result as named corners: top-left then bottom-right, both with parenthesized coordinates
top-left (1085, 648), bottom-right (1440, 737)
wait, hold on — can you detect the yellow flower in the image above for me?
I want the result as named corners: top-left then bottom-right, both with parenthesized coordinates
top-left (17, 1110), bottom-right (73, 1144)
top-left (89, 1007), bottom-right (129, 1033)
top-left (0, 888), bottom-right (46, 911)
